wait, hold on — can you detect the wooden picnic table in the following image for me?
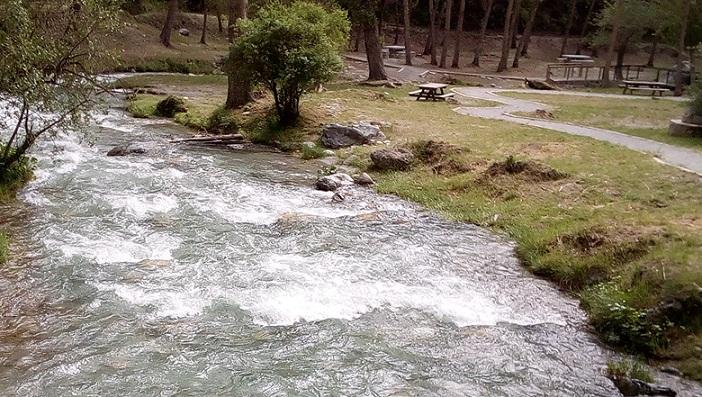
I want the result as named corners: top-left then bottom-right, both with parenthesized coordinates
top-left (383, 45), bottom-right (406, 59)
top-left (620, 80), bottom-right (672, 96)
top-left (409, 83), bottom-right (454, 101)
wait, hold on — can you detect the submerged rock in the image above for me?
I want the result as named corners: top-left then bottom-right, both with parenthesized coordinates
top-left (106, 144), bottom-right (146, 157)
top-left (610, 376), bottom-right (677, 397)
top-left (370, 148), bottom-right (414, 171)
top-left (315, 173), bottom-right (353, 192)
top-left (320, 123), bottom-right (385, 149)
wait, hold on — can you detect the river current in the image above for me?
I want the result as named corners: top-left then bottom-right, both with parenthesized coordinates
top-left (0, 96), bottom-right (699, 396)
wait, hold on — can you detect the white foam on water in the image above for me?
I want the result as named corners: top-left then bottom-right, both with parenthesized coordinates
top-left (105, 193), bottom-right (179, 219)
top-left (48, 230), bottom-right (181, 264)
top-left (95, 283), bottom-right (208, 318)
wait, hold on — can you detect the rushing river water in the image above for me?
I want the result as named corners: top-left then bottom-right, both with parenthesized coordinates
top-left (0, 96), bottom-right (699, 396)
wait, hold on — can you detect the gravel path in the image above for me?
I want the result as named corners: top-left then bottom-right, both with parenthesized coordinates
top-left (453, 87), bottom-right (702, 175)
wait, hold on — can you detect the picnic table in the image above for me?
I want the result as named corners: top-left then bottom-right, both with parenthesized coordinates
top-left (383, 45), bottom-right (406, 59)
top-left (558, 54), bottom-right (594, 63)
top-left (620, 80), bottom-right (671, 96)
top-left (409, 83), bottom-right (454, 101)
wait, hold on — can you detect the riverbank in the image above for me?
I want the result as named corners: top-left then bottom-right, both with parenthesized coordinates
top-left (115, 73), bottom-right (702, 380)
top-left (0, 157), bottom-right (34, 265)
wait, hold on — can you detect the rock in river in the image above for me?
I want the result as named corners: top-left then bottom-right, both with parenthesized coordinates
top-left (320, 123), bottom-right (386, 149)
top-left (315, 173), bottom-right (353, 192)
top-left (370, 148), bottom-right (414, 171)
top-left (106, 144), bottom-right (146, 157)
top-left (610, 376), bottom-right (677, 396)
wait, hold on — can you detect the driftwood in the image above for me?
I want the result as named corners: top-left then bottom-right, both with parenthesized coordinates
top-left (170, 134), bottom-right (245, 145)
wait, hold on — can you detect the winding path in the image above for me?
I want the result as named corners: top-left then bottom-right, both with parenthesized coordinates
top-left (453, 87), bottom-right (702, 176)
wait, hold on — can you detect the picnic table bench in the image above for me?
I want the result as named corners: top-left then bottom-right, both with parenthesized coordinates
top-left (619, 80), bottom-right (672, 96)
top-left (383, 45), bottom-right (406, 59)
top-left (409, 83), bottom-right (454, 101)
top-left (557, 54), bottom-right (595, 64)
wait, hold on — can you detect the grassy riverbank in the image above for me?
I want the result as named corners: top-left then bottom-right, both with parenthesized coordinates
top-left (117, 74), bottom-right (702, 379)
top-left (502, 92), bottom-right (698, 152)
top-left (0, 157), bottom-right (34, 265)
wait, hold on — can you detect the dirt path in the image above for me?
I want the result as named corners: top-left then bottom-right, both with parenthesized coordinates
top-left (453, 87), bottom-right (702, 176)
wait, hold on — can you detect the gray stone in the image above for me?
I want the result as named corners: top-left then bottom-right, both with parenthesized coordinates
top-left (354, 173), bottom-right (375, 185)
top-left (609, 376), bottom-right (676, 396)
top-left (321, 123), bottom-right (386, 149)
top-left (178, 28), bottom-right (190, 36)
top-left (370, 148), bottom-right (414, 171)
top-left (314, 173), bottom-right (354, 191)
top-left (107, 144), bottom-right (146, 157)
top-left (660, 367), bottom-right (683, 377)
top-left (323, 150), bottom-right (335, 157)
top-left (302, 141), bottom-right (317, 149)
top-left (331, 192), bottom-right (345, 202)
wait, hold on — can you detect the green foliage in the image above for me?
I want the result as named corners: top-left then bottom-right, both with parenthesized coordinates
top-left (207, 106), bottom-right (240, 133)
top-left (301, 144), bottom-right (328, 160)
top-left (0, 232), bottom-right (7, 265)
top-left (607, 359), bottom-right (654, 382)
top-left (0, 150), bottom-right (34, 203)
top-left (689, 83), bottom-right (702, 118)
top-left (582, 282), bottom-right (671, 354)
top-left (155, 96), bottom-right (188, 117)
top-left (113, 58), bottom-right (216, 74)
top-left (229, 1), bottom-right (349, 124)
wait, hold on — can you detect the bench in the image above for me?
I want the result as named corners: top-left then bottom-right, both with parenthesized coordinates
top-left (624, 87), bottom-right (670, 96)
top-left (620, 80), bottom-right (672, 96)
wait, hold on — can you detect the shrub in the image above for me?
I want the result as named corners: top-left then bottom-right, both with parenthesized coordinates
top-left (0, 151), bottom-right (34, 202)
top-left (229, 1), bottom-right (349, 125)
top-left (688, 83), bottom-right (702, 118)
top-left (207, 106), bottom-right (239, 133)
top-left (155, 96), bottom-right (188, 117)
top-left (607, 359), bottom-right (653, 382)
top-left (301, 144), bottom-right (327, 160)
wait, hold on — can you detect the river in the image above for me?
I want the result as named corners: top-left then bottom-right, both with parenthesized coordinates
top-left (0, 96), bottom-right (699, 396)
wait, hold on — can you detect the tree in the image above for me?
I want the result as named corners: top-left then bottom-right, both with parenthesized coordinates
top-left (427, 0), bottom-right (439, 64)
top-left (601, 0), bottom-right (624, 86)
top-left (225, 0), bottom-right (250, 109)
top-left (340, 0), bottom-right (388, 80)
top-left (0, 0), bottom-right (119, 178)
top-left (514, 0), bottom-right (542, 67)
top-left (451, 0), bottom-right (467, 68)
top-left (231, 1), bottom-right (349, 124)
top-left (674, 0), bottom-right (691, 96)
top-left (403, 0), bottom-right (412, 66)
top-left (509, 0), bottom-right (523, 49)
top-left (160, 0), bottom-right (179, 47)
top-left (200, 0), bottom-right (209, 44)
top-left (497, 0), bottom-right (516, 72)
top-left (473, 0), bottom-right (494, 66)
top-left (560, 0), bottom-right (578, 56)
top-left (576, 0), bottom-right (598, 55)
top-left (439, 0), bottom-right (453, 67)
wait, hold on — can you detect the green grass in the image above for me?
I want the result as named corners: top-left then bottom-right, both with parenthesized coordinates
top-left (0, 232), bottom-right (7, 265)
top-left (114, 74), bottom-right (228, 90)
top-left (607, 359), bottom-right (653, 382)
top-left (117, 76), bottom-right (702, 378)
top-left (0, 154), bottom-right (34, 266)
top-left (502, 92), bottom-right (700, 151)
top-left (301, 144), bottom-right (328, 160)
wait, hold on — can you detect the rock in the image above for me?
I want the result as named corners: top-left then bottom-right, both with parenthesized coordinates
top-left (610, 376), bottom-right (677, 397)
top-left (178, 28), bottom-right (190, 36)
top-left (660, 367), bottom-right (683, 377)
top-left (107, 144), bottom-right (146, 157)
top-left (331, 192), bottom-right (345, 202)
top-left (526, 79), bottom-right (559, 90)
top-left (321, 123), bottom-right (386, 149)
top-left (354, 173), bottom-right (375, 185)
top-left (370, 148), bottom-right (414, 171)
top-left (323, 150), bottom-right (335, 157)
top-left (314, 173), bottom-right (353, 191)
top-left (302, 141), bottom-right (317, 149)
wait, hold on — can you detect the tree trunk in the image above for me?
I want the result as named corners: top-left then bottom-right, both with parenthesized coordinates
top-left (602, 0), bottom-right (623, 87)
top-left (472, 0), bottom-right (494, 66)
top-left (363, 18), bottom-right (388, 80)
top-left (674, 0), bottom-right (691, 96)
top-left (225, 0), bottom-right (250, 109)
top-left (354, 25), bottom-right (362, 51)
top-left (217, 12), bottom-right (223, 33)
top-left (514, 0), bottom-right (540, 67)
top-left (510, 0), bottom-right (522, 49)
top-left (200, 4), bottom-right (208, 45)
top-left (497, 0), bottom-right (515, 72)
top-left (428, 0), bottom-right (438, 64)
top-left (576, 0), bottom-right (597, 55)
top-left (451, 0), bottom-right (466, 68)
top-left (439, 0), bottom-right (453, 67)
top-left (647, 35), bottom-right (658, 67)
top-left (403, 0), bottom-right (412, 66)
top-left (615, 41), bottom-right (627, 80)
top-left (560, 0), bottom-right (577, 56)
top-left (159, 0), bottom-right (178, 47)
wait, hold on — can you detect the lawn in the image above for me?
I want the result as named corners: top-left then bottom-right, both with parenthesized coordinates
top-left (118, 75), bottom-right (702, 379)
top-left (501, 92), bottom-right (700, 151)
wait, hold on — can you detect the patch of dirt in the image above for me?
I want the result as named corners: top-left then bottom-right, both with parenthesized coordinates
top-left (432, 159), bottom-right (473, 175)
top-left (518, 142), bottom-right (574, 160)
top-left (409, 140), bottom-right (464, 163)
top-left (482, 156), bottom-right (568, 182)
top-left (554, 226), bottom-right (659, 258)
top-left (533, 109), bottom-right (555, 119)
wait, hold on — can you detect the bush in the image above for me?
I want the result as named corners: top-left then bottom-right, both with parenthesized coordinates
top-left (155, 96), bottom-right (188, 117)
top-left (0, 152), bottom-right (34, 203)
top-left (229, 1), bottom-right (349, 125)
top-left (207, 106), bottom-right (239, 133)
top-left (301, 144), bottom-right (327, 160)
top-left (607, 359), bottom-right (653, 382)
top-left (688, 83), bottom-right (702, 118)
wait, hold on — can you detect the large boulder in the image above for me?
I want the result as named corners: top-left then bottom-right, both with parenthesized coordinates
top-left (321, 123), bottom-right (386, 149)
top-left (106, 144), bottom-right (146, 157)
top-left (315, 173), bottom-right (354, 191)
top-left (609, 376), bottom-right (676, 397)
top-left (370, 148), bottom-right (414, 171)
